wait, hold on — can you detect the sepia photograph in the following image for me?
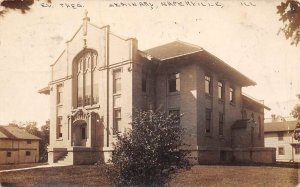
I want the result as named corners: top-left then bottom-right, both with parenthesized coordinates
top-left (0, 0), bottom-right (299, 186)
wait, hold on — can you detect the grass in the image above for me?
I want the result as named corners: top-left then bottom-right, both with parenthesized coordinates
top-left (0, 165), bottom-right (299, 186)
top-left (0, 163), bottom-right (47, 171)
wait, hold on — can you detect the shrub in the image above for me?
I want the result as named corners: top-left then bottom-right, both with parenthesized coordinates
top-left (106, 110), bottom-right (190, 186)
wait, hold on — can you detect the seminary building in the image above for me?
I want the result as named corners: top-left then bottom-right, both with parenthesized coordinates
top-left (39, 12), bottom-right (275, 165)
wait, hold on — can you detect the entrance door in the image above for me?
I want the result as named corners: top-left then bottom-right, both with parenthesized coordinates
top-left (72, 122), bottom-right (87, 146)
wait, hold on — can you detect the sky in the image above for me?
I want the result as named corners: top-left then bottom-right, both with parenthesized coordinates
top-left (0, 0), bottom-right (299, 126)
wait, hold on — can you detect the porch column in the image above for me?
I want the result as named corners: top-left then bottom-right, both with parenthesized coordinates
top-left (68, 115), bottom-right (73, 146)
top-left (86, 113), bottom-right (92, 147)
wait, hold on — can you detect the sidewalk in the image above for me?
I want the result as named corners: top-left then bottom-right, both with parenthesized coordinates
top-left (0, 163), bottom-right (71, 173)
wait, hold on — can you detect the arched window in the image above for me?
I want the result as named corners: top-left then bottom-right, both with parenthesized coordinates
top-left (74, 49), bottom-right (99, 107)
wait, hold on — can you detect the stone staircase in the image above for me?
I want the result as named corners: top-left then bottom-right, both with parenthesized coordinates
top-left (54, 151), bottom-right (72, 165)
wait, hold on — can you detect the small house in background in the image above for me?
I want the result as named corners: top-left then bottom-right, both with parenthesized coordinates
top-left (0, 126), bottom-right (40, 164)
top-left (264, 115), bottom-right (300, 162)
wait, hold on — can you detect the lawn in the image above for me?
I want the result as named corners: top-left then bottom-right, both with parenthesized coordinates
top-left (0, 165), bottom-right (299, 186)
top-left (0, 163), bottom-right (47, 171)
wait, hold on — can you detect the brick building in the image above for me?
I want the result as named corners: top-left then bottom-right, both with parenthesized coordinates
top-left (264, 116), bottom-right (300, 162)
top-left (0, 126), bottom-right (40, 164)
top-left (39, 13), bottom-right (275, 165)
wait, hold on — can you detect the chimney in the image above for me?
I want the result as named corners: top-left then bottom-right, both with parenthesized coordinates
top-left (271, 114), bottom-right (276, 122)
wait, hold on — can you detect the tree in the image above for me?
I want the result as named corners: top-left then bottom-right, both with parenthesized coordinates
top-left (291, 94), bottom-right (300, 141)
top-left (277, 0), bottom-right (300, 46)
top-left (0, 0), bottom-right (51, 16)
top-left (105, 110), bottom-right (190, 186)
top-left (39, 120), bottom-right (50, 162)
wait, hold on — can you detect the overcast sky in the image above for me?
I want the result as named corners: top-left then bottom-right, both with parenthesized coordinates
top-left (0, 0), bottom-right (299, 126)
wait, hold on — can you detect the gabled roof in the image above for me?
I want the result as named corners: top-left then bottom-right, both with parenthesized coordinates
top-left (264, 121), bottom-right (298, 132)
top-left (143, 41), bottom-right (256, 87)
top-left (0, 126), bottom-right (40, 140)
top-left (144, 40), bottom-right (203, 61)
top-left (38, 86), bottom-right (50, 95)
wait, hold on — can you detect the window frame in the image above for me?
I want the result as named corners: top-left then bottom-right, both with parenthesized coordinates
top-left (113, 69), bottom-right (122, 94)
top-left (205, 109), bottom-right (212, 134)
top-left (278, 147), bottom-right (285, 155)
top-left (219, 112), bottom-right (224, 136)
top-left (205, 75), bottom-right (212, 95)
top-left (74, 49), bottom-right (99, 108)
top-left (27, 140), bottom-right (32, 144)
top-left (278, 132), bottom-right (284, 141)
top-left (229, 87), bottom-right (235, 103)
top-left (113, 108), bottom-right (122, 135)
top-left (26, 151), bottom-right (31, 156)
top-left (168, 72), bottom-right (180, 93)
top-left (217, 81), bottom-right (224, 100)
top-left (56, 116), bottom-right (63, 139)
top-left (142, 71), bottom-right (147, 93)
top-left (57, 84), bottom-right (63, 105)
top-left (7, 151), bottom-right (11, 157)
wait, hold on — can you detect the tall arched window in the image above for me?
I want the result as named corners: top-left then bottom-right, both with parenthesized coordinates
top-left (74, 49), bottom-right (99, 107)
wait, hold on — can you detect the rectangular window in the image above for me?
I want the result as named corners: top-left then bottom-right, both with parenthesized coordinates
top-left (295, 147), bottom-right (300, 155)
top-left (168, 73), bottom-right (180, 93)
top-left (113, 108), bottom-right (121, 135)
top-left (56, 116), bottom-right (62, 139)
top-left (113, 69), bottom-right (121, 94)
top-left (205, 109), bottom-right (212, 133)
top-left (278, 132), bottom-right (284, 141)
top-left (278, 147), bottom-right (285, 155)
top-left (82, 127), bottom-right (86, 139)
top-left (57, 84), bottom-right (63, 105)
top-left (26, 151), bottom-right (31, 156)
top-left (142, 72), bottom-right (147, 93)
top-left (27, 140), bottom-right (31, 144)
top-left (219, 112), bottom-right (224, 136)
top-left (7, 152), bottom-right (11, 157)
top-left (218, 81), bottom-right (224, 99)
top-left (229, 87), bottom-right (235, 103)
top-left (258, 116), bottom-right (262, 138)
top-left (205, 75), bottom-right (212, 95)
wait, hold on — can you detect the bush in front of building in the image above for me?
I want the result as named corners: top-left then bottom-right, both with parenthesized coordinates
top-left (106, 110), bottom-right (190, 186)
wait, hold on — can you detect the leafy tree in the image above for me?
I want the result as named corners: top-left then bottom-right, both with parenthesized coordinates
top-left (105, 110), bottom-right (190, 186)
top-left (0, 0), bottom-right (51, 16)
top-left (39, 120), bottom-right (50, 162)
top-left (277, 0), bottom-right (300, 46)
top-left (291, 94), bottom-right (300, 141)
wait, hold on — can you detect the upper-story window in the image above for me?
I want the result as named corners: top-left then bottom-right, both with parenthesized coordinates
top-left (205, 109), bottom-right (212, 134)
top-left (258, 116), bottom-right (262, 138)
top-left (219, 112), bottom-right (224, 136)
top-left (168, 73), bottom-right (180, 93)
top-left (205, 75), bottom-right (212, 95)
top-left (218, 81), bottom-right (224, 99)
top-left (229, 87), bottom-right (235, 103)
top-left (57, 84), bottom-right (63, 105)
top-left (278, 132), bottom-right (284, 141)
top-left (113, 69), bottom-right (122, 94)
top-left (75, 50), bottom-right (99, 107)
top-left (142, 72), bottom-right (147, 93)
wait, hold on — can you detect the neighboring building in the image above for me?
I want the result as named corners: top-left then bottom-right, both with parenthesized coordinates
top-left (0, 126), bottom-right (40, 164)
top-left (39, 12), bottom-right (275, 165)
top-left (264, 116), bottom-right (300, 162)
